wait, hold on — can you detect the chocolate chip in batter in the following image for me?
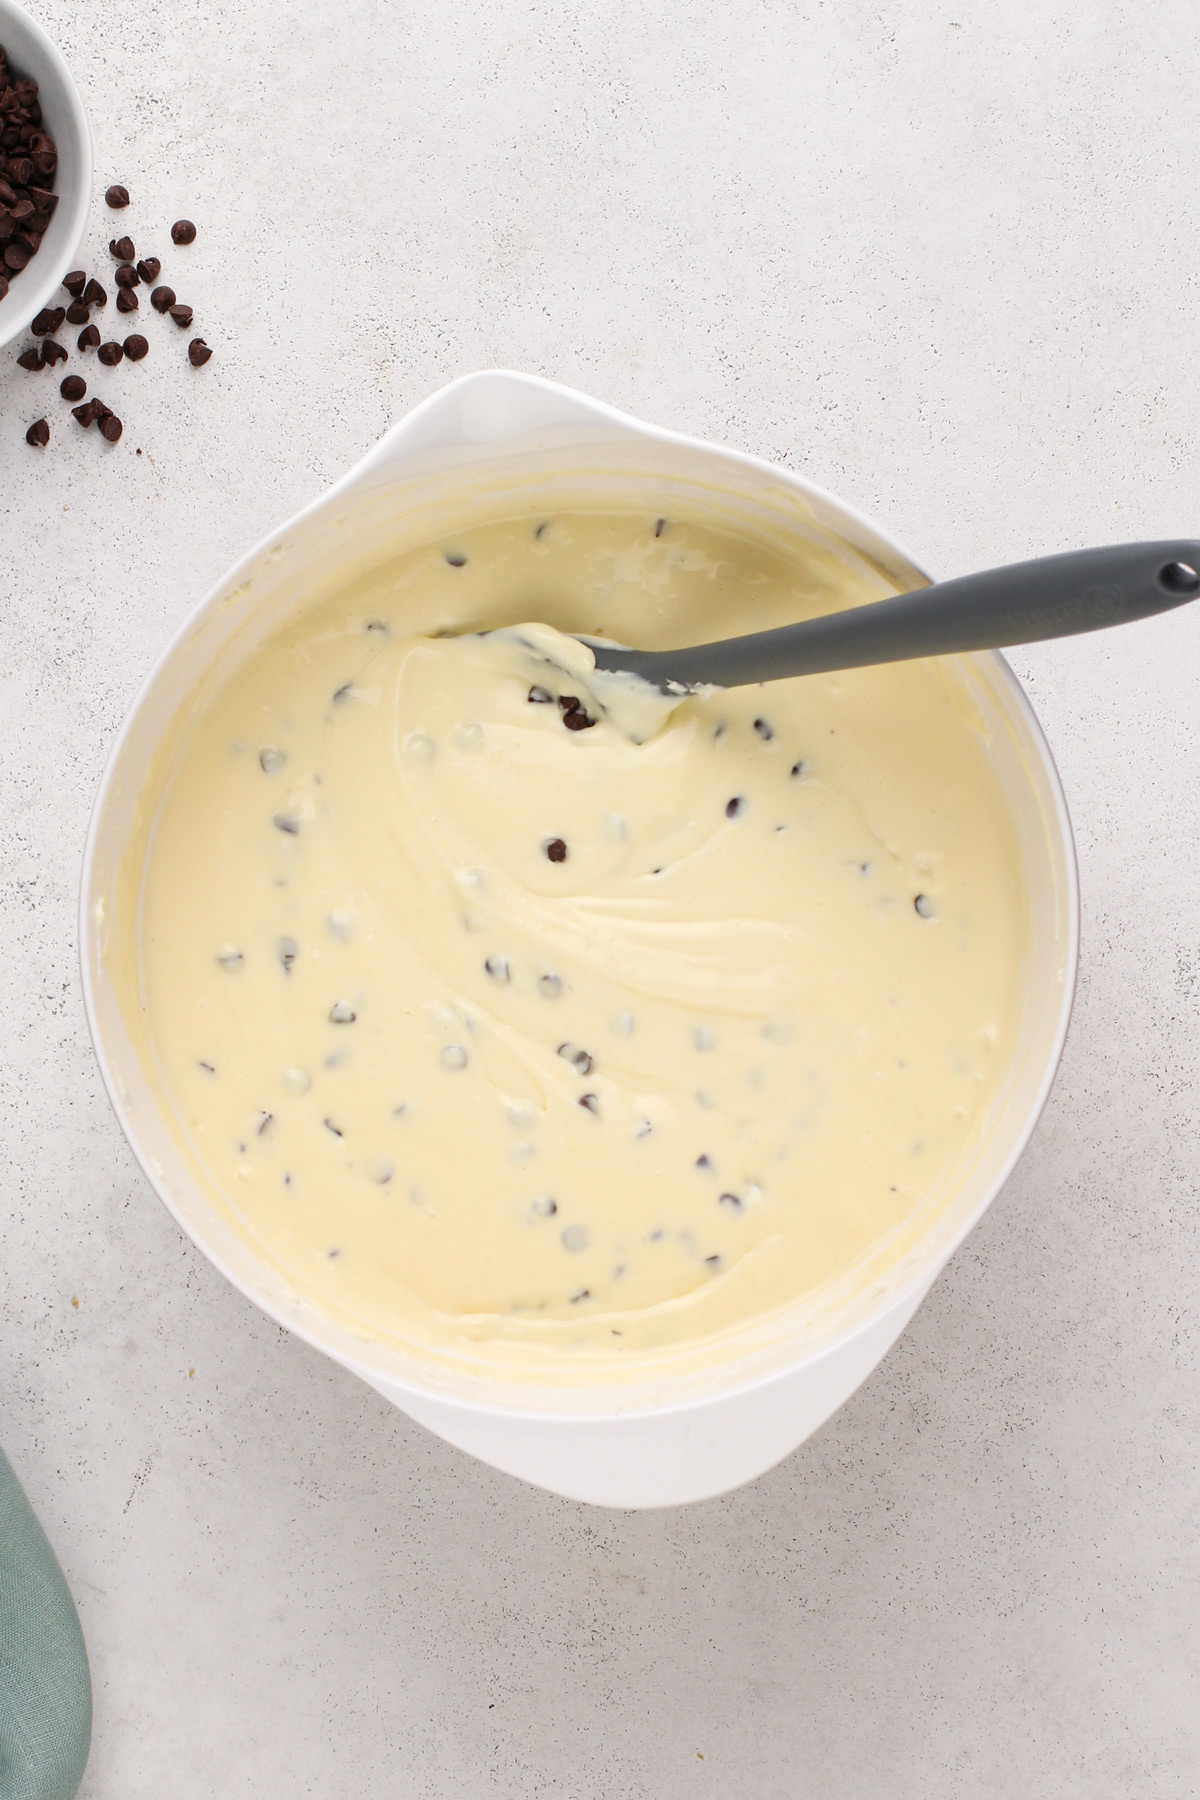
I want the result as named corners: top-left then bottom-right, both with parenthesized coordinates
top-left (914, 894), bottom-right (934, 918)
top-left (216, 946), bottom-right (243, 968)
top-left (484, 955), bottom-right (511, 983)
top-left (557, 1043), bottom-right (594, 1075)
top-left (255, 1111), bottom-right (273, 1136)
top-left (561, 1224), bottom-right (589, 1252)
top-left (544, 837), bottom-right (568, 863)
top-left (323, 1117), bottom-right (343, 1138)
top-left (531, 1195), bottom-right (558, 1218)
top-left (754, 717), bottom-right (774, 741)
top-left (557, 694), bottom-right (595, 732)
top-left (259, 746), bottom-right (287, 774)
top-left (197, 1060), bottom-right (216, 1074)
top-left (538, 972), bottom-right (564, 999)
top-left (578, 1093), bottom-right (599, 1114)
top-left (277, 936), bottom-right (298, 973)
top-left (444, 550), bottom-right (467, 567)
top-left (692, 1025), bottom-right (716, 1052)
top-left (725, 796), bottom-right (746, 819)
top-left (328, 1000), bottom-right (357, 1023)
top-left (635, 1119), bottom-right (653, 1139)
top-left (332, 681), bottom-right (354, 704)
top-left (439, 1044), bottom-right (469, 1070)
top-left (718, 1191), bottom-right (743, 1210)
top-left (790, 759), bottom-right (808, 778)
top-left (704, 1254), bottom-right (722, 1268)
top-left (654, 518), bottom-right (667, 538)
top-left (695, 1154), bottom-right (712, 1169)
top-left (272, 810), bottom-right (301, 834)
top-left (569, 1289), bottom-right (591, 1304)
top-left (368, 1157), bottom-right (394, 1185)
top-left (364, 618), bottom-right (389, 636)
top-left (528, 685), bottom-right (553, 705)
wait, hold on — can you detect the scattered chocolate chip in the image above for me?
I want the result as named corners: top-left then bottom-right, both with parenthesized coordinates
top-left (16, 346), bottom-right (43, 371)
top-left (562, 707), bottom-right (594, 731)
top-left (62, 270), bottom-right (86, 298)
top-left (578, 1093), bottom-right (600, 1114)
top-left (116, 287), bottom-right (138, 313)
top-left (65, 299), bottom-right (90, 324)
top-left (544, 837), bottom-right (568, 863)
top-left (60, 374), bottom-right (86, 401)
top-left (113, 262), bottom-right (138, 289)
top-left (109, 237), bottom-right (135, 264)
top-left (170, 218), bottom-right (196, 244)
top-left (83, 278), bottom-right (107, 307)
top-left (77, 323), bottom-right (101, 351)
top-left (41, 340), bottom-right (67, 367)
top-left (123, 333), bottom-right (148, 361)
top-left (97, 340), bottom-right (124, 367)
top-left (754, 717), bottom-right (774, 740)
top-left (168, 303), bottom-right (193, 328)
top-left (150, 285), bottom-right (175, 312)
top-left (24, 417), bottom-right (48, 447)
top-left (105, 185), bottom-right (130, 208)
top-left (528, 685), bottom-right (553, 704)
top-left (444, 551), bottom-right (467, 567)
top-left (914, 893), bottom-right (934, 918)
top-left (136, 256), bottom-right (160, 284)
top-left (30, 306), bottom-right (65, 336)
top-left (188, 337), bottom-right (212, 367)
top-left (99, 412), bottom-right (123, 443)
top-left (71, 400), bottom-right (99, 429)
top-left (725, 796), bottom-right (745, 818)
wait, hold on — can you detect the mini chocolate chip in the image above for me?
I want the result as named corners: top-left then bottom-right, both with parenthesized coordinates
top-left (258, 746), bottom-right (287, 774)
top-left (272, 811), bottom-right (301, 834)
top-left (790, 759), bottom-right (808, 778)
top-left (544, 837), bottom-right (568, 863)
top-left (116, 288), bottom-right (138, 314)
top-left (110, 238), bottom-right (135, 264)
top-left (77, 324), bottom-right (101, 351)
top-left (62, 270), bottom-right (86, 298)
top-left (277, 936), bottom-right (298, 973)
top-left (696, 1154), bottom-right (711, 1168)
top-left (150, 285), bottom-right (176, 313)
top-left (60, 374), bottom-right (86, 401)
top-left (538, 972), bottom-right (564, 999)
top-left (914, 893), bottom-right (934, 918)
top-left (83, 279), bottom-right (107, 307)
top-left (323, 1117), bottom-right (343, 1138)
top-left (484, 955), bottom-right (511, 983)
top-left (187, 337), bottom-right (212, 367)
top-left (754, 717), bottom-right (774, 740)
top-left (557, 1043), bottom-right (594, 1075)
top-left (256, 1111), bottom-right (273, 1136)
top-left (136, 257), bottom-right (161, 284)
top-left (16, 347), bottom-right (43, 371)
top-left (114, 261), bottom-right (138, 288)
top-left (329, 1000), bottom-right (357, 1024)
top-left (100, 412), bottom-right (123, 443)
top-left (655, 517), bottom-right (666, 537)
top-left (725, 796), bottom-right (745, 818)
top-left (704, 1254), bottom-right (722, 1267)
top-left (42, 341), bottom-right (67, 367)
top-left (216, 946), bottom-right (243, 968)
top-left (332, 681), bottom-right (353, 703)
top-left (531, 1195), bottom-right (558, 1217)
top-left (97, 340), bottom-right (123, 366)
top-left (444, 551), bottom-right (467, 567)
top-left (65, 300), bottom-right (90, 325)
top-left (578, 1093), bottom-right (600, 1114)
top-left (718, 1192), bottom-right (743, 1210)
top-left (123, 333), bottom-right (149, 361)
top-left (528, 685), bottom-right (553, 704)
top-left (561, 1224), bottom-right (590, 1252)
top-left (24, 417), bottom-right (48, 446)
top-left (169, 303), bottom-right (193, 328)
top-left (558, 694), bottom-right (580, 712)
top-left (105, 185), bottom-right (131, 208)
top-left (170, 218), bottom-right (197, 244)
top-left (31, 306), bottom-right (64, 336)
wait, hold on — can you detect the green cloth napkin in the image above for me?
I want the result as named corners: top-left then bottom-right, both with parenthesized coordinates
top-left (0, 1447), bottom-right (91, 1800)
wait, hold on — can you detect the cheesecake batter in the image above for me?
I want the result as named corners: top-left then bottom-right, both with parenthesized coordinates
top-left (122, 506), bottom-right (1028, 1376)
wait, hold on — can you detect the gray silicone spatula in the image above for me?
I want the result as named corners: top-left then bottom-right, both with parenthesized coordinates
top-left (585, 541), bottom-right (1200, 691)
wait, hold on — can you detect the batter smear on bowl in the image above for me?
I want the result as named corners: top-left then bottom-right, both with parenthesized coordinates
top-left (121, 505), bottom-right (1027, 1371)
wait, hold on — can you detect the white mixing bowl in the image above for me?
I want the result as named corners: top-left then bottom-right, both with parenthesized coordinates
top-left (80, 371), bottom-right (1079, 1508)
top-left (0, 0), bottom-right (91, 350)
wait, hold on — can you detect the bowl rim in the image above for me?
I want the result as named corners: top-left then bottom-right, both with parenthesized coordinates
top-left (0, 0), bottom-right (92, 350)
top-left (78, 369), bottom-right (1082, 1423)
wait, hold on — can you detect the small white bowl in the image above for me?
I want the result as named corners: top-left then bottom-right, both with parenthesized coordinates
top-left (0, 0), bottom-right (90, 351)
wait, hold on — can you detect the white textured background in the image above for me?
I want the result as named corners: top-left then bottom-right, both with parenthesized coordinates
top-left (1, 1), bottom-right (1198, 1794)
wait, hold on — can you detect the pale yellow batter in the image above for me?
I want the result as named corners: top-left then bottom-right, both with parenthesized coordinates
top-left (122, 506), bottom-right (1027, 1376)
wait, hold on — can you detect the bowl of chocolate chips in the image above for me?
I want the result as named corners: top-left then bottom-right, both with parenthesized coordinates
top-left (0, 0), bottom-right (90, 351)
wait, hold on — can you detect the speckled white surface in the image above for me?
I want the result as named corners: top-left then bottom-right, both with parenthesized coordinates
top-left (1, 0), bottom-right (1198, 1793)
